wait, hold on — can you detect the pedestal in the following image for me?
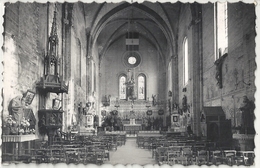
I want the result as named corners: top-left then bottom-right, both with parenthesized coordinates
top-left (232, 134), bottom-right (255, 151)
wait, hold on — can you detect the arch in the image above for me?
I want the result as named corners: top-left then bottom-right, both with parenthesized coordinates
top-left (98, 20), bottom-right (164, 63)
top-left (90, 3), bottom-right (175, 56)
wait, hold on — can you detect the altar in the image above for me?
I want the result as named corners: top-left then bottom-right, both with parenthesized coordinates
top-left (123, 124), bottom-right (142, 135)
top-left (2, 135), bottom-right (38, 162)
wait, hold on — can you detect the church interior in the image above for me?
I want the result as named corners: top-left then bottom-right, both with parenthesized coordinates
top-left (2, 1), bottom-right (257, 166)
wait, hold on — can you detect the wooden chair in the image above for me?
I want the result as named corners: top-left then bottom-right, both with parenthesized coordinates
top-left (181, 147), bottom-right (192, 165)
top-left (167, 151), bottom-right (181, 165)
top-left (95, 149), bottom-right (106, 165)
top-left (64, 147), bottom-right (80, 164)
top-left (211, 150), bottom-right (223, 165)
top-left (174, 156), bottom-right (189, 165)
top-left (50, 147), bottom-right (66, 163)
top-left (137, 136), bottom-right (144, 148)
top-left (85, 151), bottom-right (97, 164)
top-left (156, 147), bottom-right (168, 165)
top-left (78, 147), bottom-right (88, 165)
top-left (109, 143), bottom-right (117, 151)
top-left (35, 149), bottom-right (52, 163)
top-left (142, 137), bottom-right (151, 149)
top-left (237, 151), bottom-right (255, 166)
top-left (222, 150), bottom-right (236, 165)
top-left (195, 150), bottom-right (208, 165)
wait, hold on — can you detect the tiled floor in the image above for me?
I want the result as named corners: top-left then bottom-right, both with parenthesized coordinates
top-left (104, 138), bottom-right (157, 166)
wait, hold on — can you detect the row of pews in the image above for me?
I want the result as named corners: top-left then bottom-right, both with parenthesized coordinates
top-left (3, 133), bottom-right (126, 164)
top-left (136, 132), bottom-right (254, 166)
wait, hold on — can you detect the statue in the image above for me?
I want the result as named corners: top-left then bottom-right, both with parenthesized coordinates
top-left (182, 95), bottom-right (188, 112)
top-left (239, 96), bottom-right (255, 134)
top-left (152, 94), bottom-right (157, 106)
top-left (168, 99), bottom-right (172, 112)
top-left (78, 102), bottom-right (83, 125)
top-left (9, 95), bottom-right (26, 124)
top-left (126, 71), bottom-right (136, 100)
top-left (102, 95), bottom-right (111, 107)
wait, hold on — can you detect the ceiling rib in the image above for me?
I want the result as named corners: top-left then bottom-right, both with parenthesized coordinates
top-left (90, 3), bottom-right (174, 55)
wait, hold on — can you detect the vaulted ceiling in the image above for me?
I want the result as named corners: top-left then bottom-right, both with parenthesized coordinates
top-left (82, 2), bottom-right (182, 62)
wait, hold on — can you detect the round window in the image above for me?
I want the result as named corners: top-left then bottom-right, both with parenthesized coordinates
top-left (123, 51), bottom-right (141, 68)
top-left (128, 56), bottom-right (137, 64)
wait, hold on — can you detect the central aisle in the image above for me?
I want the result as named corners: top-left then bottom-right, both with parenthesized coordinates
top-left (104, 138), bottom-right (157, 165)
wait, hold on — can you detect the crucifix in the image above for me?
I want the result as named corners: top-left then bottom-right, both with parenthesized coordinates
top-left (214, 52), bottom-right (228, 88)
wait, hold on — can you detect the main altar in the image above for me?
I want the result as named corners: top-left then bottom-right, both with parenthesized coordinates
top-left (123, 112), bottom-right (142, 135)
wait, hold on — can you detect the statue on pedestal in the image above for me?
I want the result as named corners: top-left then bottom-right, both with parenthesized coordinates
top-left (9, 95), bottom-right (26, 123)
top-left (239, 96), bottom-right (255, 134)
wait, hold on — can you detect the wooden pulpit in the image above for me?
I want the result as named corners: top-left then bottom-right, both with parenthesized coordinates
top-left (38, 109), bottom-right (63, 145)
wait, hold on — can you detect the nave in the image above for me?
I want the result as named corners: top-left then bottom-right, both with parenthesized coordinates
top-left (2, 2), bottom-right (257, 166)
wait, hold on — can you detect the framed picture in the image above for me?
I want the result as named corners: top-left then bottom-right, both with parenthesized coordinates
top-left (173, 116), bottom-right (178, 122)
top-left (23, 90), bottom-right (35, 105)
top-left (52, 98), bottom-right (61, 110)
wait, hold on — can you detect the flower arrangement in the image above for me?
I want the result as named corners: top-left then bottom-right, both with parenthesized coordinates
top-left (4, 115), bottom-right (16, 127)
top-left (3, 115), bottom-right (35, 135)
top-left (20, 117), bottom-right (30, 134)
top-left (20, 117), bottom-right (30, 128)
top-left (3, 115), bottom-right (17, 135)
top-left (30, 129), bottom-right (36, 134)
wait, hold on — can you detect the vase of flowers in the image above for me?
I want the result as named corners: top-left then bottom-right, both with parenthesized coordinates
top-left (20, 117), bottom-right (30, 135)
top-left (3, 115), bottom-right (17, 135)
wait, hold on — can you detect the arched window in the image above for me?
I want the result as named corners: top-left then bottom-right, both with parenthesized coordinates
top-left (168, 61), bottom-right (172, 91)
top-left (214, 2), bottom-right (228, 60)
top-left (138, 74), bottom-right (146, 100)
top-left (119, 75), bottom-right (127, 100)
top-left (74, 38), bottom-right (82, 86)
top-left (183, 37), bottom-right (189, 86)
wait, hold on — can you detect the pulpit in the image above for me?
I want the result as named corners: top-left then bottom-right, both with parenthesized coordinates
top-left (201, 106), bottom-right (232, 146)
top-left (38, 109), bottom-right (63, 145)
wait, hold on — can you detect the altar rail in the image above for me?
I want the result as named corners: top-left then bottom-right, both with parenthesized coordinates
top-left (139, 131), bottom-right (160, 134)
top-left (105, 131), bottom-right (126, 135)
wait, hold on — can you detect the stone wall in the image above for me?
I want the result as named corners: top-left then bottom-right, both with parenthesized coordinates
top-left (175, 2), bottom-right (256, 135)
top-left (202, 2), bottom-right (256, 127)
top-left (3, 3), bottom-right (49, 134)
top-left (3, 2), bottom-right (91, 133)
